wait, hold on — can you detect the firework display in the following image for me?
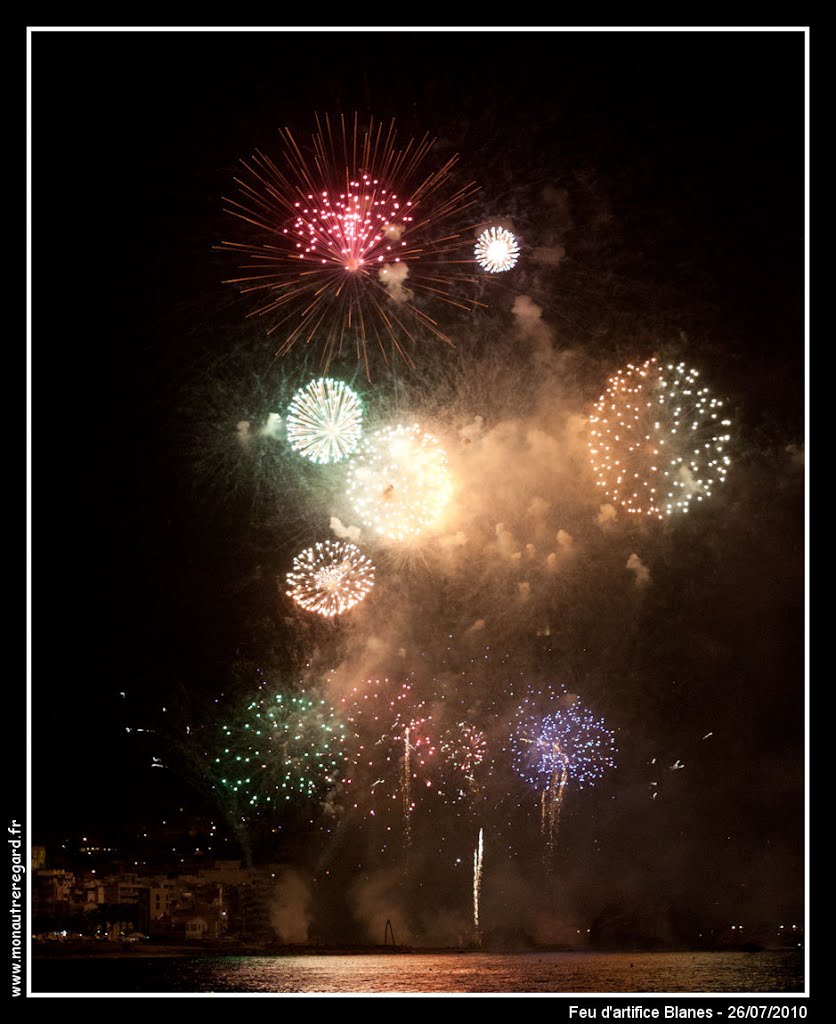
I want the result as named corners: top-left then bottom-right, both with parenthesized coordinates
top-left (210, 685), bottom-right (347, 809)
top-left (286, 540), bottom-right (375, 617)
top-left (511, 688), bottom-right (616, 870)
top-left (345, 423), bottom-right (452, 541)
top-left (218, 114), bottom-right (484, 371)
top-left (474, 226), bottom-right (520, 272)
top-left (286, 377), bottom-right (364, 464)
top-left (190, 95), bottom-right (774, 950)
top-left (511, 690), bottom-right (617, 789)
top-left (35, 24), bottom-right (810, 979)
top-left (338, 678), bottom-right (442, 844)
top-left (587, 357), bottom-right (732, 518)
top-left (439, 721), bottom-right (488, 801)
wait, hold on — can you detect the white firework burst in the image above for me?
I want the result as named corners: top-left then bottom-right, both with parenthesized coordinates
top-left (286, 378), bottom-right (363, 464)
top-left (286, 540), bottom-right (375, 616)
top-left (345, 423), bottom-right (452, 541)
top-left (474, 226), bottom-right (520, 273)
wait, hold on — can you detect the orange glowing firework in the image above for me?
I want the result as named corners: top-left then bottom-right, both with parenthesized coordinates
top-left (587, 357), bottom-right (732, 519)
top-left (345, 423), bottom-right (452, 542)
top-left (218, 113), bottom-right (485, 375)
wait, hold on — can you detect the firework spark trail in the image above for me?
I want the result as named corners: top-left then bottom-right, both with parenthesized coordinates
top-left (473, 826), bottom-right (484, 946)
top-left (587, 356), bottom-right (732, 518)
top-left (542, 757), bottom-right (569, 873)
top-left (403, 726), bottom-right (412, 848)
top-left (217, 113), bottom-right (486, 374)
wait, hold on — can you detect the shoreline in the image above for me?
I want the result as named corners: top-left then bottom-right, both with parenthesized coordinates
top-left (34, 942), bottom-right (788, 959)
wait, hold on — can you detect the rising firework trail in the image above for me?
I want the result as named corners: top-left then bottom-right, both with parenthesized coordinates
top-left (403, 725), bottom-right (412, 849)
top-left (473, 827), bottom-right (484, 947)
top-left (218, 113), bottom-right (485, 375)
top-left (539, 761), bottom-right (569, 871)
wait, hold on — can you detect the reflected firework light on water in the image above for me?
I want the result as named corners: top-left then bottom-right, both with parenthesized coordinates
top-left (587, 356), bottom-right (732, 519)
top-left (217, 113), bottom-right (485, 375)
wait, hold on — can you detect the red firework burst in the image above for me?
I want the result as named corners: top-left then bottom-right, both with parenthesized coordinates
top-left (217, 113), bottom-right (485, 375)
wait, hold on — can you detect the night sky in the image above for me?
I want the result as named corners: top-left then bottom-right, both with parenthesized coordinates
top-left (31, 27), bottom-right (806, 946)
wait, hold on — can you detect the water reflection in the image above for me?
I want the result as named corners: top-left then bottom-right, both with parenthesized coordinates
top-left (34, 950), bottom-right (805, 995)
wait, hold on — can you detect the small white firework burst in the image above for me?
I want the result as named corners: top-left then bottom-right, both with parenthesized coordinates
top-left (286, 540), bottom-right (375, 616)
top-left (474, 226), bottom-right (520, 273)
